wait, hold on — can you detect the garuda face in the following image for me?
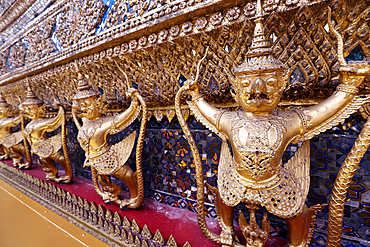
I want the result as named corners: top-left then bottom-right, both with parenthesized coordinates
top-left (23, 104), bottom-right (44, 120)
top-left (0, 106), bottom-right (11, 119)
top-left (72, 95), bottom-right (102, 120)
top-left (236, 71), bottom-right (285, 114)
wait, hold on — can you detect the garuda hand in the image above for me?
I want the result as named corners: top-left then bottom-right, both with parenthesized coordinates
top-left (184, 79), bottom-right (200, 97)
top-left (339, 62), bottom-right (370, 88)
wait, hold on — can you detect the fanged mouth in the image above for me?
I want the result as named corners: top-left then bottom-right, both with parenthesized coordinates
top-left (75, 109), bottom-right (93, 118)
top-left (245, 92), bottom-right (273, 103)
top-left (73, 109), bottom-right (84, 117)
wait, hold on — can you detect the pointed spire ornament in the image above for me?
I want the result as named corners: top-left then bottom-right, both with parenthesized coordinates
top-left (234, 0), bottom-right (286, 75)
top-left (73, 62), bottom-right (100, 100)
top-left (22, 78), bottom-right (44, 106)
top-left (0, 92), bottom-right (10, 107)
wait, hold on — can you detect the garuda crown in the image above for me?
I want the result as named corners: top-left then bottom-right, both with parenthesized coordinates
top-left (233, 0), bottom-right (286, 81)
top-left (73, 63), bottom-right (100, 100)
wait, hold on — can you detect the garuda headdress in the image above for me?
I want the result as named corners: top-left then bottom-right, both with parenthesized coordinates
top-left (233, 0), bottom-right (286, 76)
top-left (73, 63), bottom-right (100, 100)
top-left (22, 79), bottom-right (44, 106)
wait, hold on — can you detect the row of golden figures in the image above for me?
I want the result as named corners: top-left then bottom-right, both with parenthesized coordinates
top-left (1, 2), bottom-right (370, 246)
top-left (0, 64), bottom-right (148, 209)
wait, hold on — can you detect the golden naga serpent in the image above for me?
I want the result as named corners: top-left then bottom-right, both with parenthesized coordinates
top-left (175, 49), bottom-right (222, 244)
top-left (128, 91), bottom-right (147, 208)
top-left (48, 87), bottom-right (73, 183)
top-left (327, 7), bottom-right (370, 246)
top-left (117, 63), bottom-right (147, 209)
top-left (327, 119), bottom-right (370, 246)
top-left (175, 49), bottom-right (246, 246)
top-left (20, 113), bottom-right (32, 169)
top-left (60, 104), bottom-right (73, 183)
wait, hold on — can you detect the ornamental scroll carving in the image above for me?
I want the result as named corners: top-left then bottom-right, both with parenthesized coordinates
top-left (0, 49), bottom-right (9, 75)
top-left (0, 0), bottom-right (16, 16)
top-left (8, 41), bottom-right (26, 70)
top-left (54, 0), bottom-right (107, 49)
top-left (23, 17), bottom-right (57, 62)
top-left (103, 0), bottom-right (168, 29)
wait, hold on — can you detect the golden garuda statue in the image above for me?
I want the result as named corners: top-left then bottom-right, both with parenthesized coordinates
top-left (71, 64), bottom-right (147, 209)
top-left (0, 92), bottom-right (31, 168)
top-left (175, 1), bottom-right (370, 246)
top-left (20, 82), bottom-right (73, 183)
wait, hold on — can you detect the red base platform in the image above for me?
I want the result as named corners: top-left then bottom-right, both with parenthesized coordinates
top-left (1, 160), bottom-right (287, 247)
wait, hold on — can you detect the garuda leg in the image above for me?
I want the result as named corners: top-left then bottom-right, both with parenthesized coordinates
top-left (37, 156), bottom-right (59, 182)
top-left (10, 143), bottom-right (31, 169)
top-left (0, 145), bottom-right (9, 160)
top-left (98, 174), bottom-right (122, 204)
top-left (49, 150), bottom-right (73, 183)
top-left (210, 187), bottom-right (237, 246)
top-left (285, 204), bottom-right (326, 247)
top-left (112, 164), bottom-right (138, 209)
top-left (91, 165), bottom-right (138, 208)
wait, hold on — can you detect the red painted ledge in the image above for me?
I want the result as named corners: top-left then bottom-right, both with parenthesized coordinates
top-left (1, 160), bottom-right (287, 247)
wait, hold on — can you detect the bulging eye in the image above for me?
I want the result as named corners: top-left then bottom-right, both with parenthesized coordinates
top-left (242, 80), bottom-right (251, 87)
top-left (266, 73), bottom-right (278, 86)
top-left (266, 78), bottom-right (277, 86)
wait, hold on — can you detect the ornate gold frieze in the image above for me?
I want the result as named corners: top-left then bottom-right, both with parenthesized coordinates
top-left (0, 161), bottom-right (191, 247)
top-left (54, 0), bottom-right (107, 49)
top-left (0, 0), bottom-right (325, 85)
top-left (8, 41), bottom-right (27, 70)
top-left (23, 17), bottom-right (57, 63)
top-left (0, 0), bottom-right (62, 48)
top-left (1, 0), bottom-right (369, 110)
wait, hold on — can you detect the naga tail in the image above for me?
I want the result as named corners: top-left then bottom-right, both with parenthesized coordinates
top-left (328, 7), bottom-right (346, 66)
top-left (175, 86), bottom-right (221, 244)
top-left (20, 114), bottom-right (32, 169)
top-left (61, 106), bottom-right (73, 183)
top-left (127, 92), bottom-right (147, 209)
top-left (91, 167), bottom-right (105, 198)
top-left (327, 118), bottom-right (370, 246)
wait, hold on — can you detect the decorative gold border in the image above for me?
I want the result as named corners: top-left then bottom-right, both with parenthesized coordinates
top-left (0, 162), bottom-right (191, 247)
top-left (0, 0), bottom-right (66, 52)
top-left (0, 0), bottom-right (325, 86)
top-left (0, 0), bottom-right (38, 32)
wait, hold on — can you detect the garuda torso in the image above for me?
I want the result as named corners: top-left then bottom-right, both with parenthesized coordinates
top-left (24, 119), bottom-right (62, 158)
top-left (77, 116), bottom-right (136, 175)
top-left (230, 111), bottom-right (287, 181)
top-left (0, 117), bottom-right (23, 148)
top-left (209, 110), bottom-right (310, 218)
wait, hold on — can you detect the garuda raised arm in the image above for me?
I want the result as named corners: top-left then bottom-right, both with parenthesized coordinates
top-left (20, 82), bottom-right (73, 183)
top-left (0, 92), bottom-right (31, 169)
top-left (176, 1), bottom-right (370, 246)
top-left (72, 64), bottom-right (147, 209)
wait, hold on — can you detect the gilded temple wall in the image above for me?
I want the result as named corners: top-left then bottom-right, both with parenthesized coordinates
top-left (1, 0), bottom-right (370, 246)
